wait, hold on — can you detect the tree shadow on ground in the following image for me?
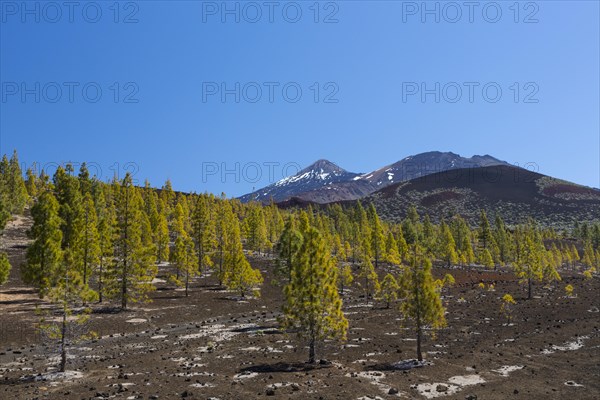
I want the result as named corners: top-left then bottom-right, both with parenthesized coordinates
top-left (240, 361), bottom-right (332, 373)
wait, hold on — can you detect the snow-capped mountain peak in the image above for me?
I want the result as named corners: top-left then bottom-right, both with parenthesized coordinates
top-left (238, 152), bottom-right (510, 204)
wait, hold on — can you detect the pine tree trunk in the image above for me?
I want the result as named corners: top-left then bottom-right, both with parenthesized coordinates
top-left (308, 326), bottom-right (316, 364)
top-left (416, 324), bottom-right (423, 362)
top-left (197, 241), bottom-right (203, 276)
top-left (60, 307), bottom-right (67, 372)
top-left (121, 266), bottom-right (127, 310)
top-left (98, 261), bottom-right (103, 303)
top-left (528, 277), bottom-right (532, 300)
top-left (185, 271), bottom-right (189, 297)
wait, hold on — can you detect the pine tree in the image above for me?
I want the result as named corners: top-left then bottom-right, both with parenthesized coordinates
top-left (338, 263), bottom-right (353, 296)
top-left (0, 252), bottom-right (11, 285)
top-left (500, 294), bottom-right (516, 324)
top-left (214, 201), bottom-right (232, 286)
top-left (493, 215), bottom-right (512, 264)
top-left (570, 244), bottom-right (580, 267)
top-left (222, 215), bottom-right (262, 297)
top-left (94, 186), bottom-right (115, 303)
top-left (357, 237), bottom-right (380, 303)
top-left (398, 246), bottom-right (446, 361)
top-left (170, 202), bottom-right (186, 281)
top-left (0, 195), bottom-right (9, 232)
top-left (513, 226), bottom-right (544, 300)
top-left (23, 191), bottom-right (64, 296)
top-left (155, 209), bottom-right (170, 263)
top-left (385, 231), bottom-right (401, 265)
top-left (71, 193), bottom-right (100, 289)
top-left (396, 227), bottom-right (409, 261)
top-left (582, 242), bottom-right (596, 268)
top-left (245, 203), bottom-right (269, 254)
top-left (170, 202), bottom-right (198, 295)
top-left (422, 214), bottom-right (435, 253)
top-left (25, 167), bottom-right (38, 199)
top-left (192, 195), bottom-right (215, 276)
top-left (438, 221), bottom-right (458, 266)
top-left (53, 165), bottom-right (82, 249)
top-left (378, 273), bottom-right (400, 308)
top-left (172, 234), bottom-right (198, 296)
top-left (332, 234), bottom-right (346, 261)
top-left (78, 162), bottom-right (92, 197)
top-left (451, 215), bottom-right (475, 266)
top-left (478, 248), bottom-right (494, 269)
top-left (275, 216), bottom-right (302, 284)
top-left (478, 209), bottom-right (492, 249)
top-left (38, 259), bottom-right (97, 372)
top-left (266, 201), bottom-right (285, 252)
top-left (368, 203), bottom-right (386, 269)
top-left (402, 217), bottom-right (418, 247)
top-left (107, 173), bottom-right (157, 310)
top-left (6, 150), bottom-right (29, 214)
top-left (282, 226), bottom-right (348, 364)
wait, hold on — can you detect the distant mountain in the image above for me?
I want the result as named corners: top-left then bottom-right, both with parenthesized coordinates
top-left (239, 152), bottom-right (511, 203)
top-left (238, 159), bottom-right (361, 203)
top-left (359, 165), bottom-right (600, 228)
top-left (362, 151), bottom-right (508, 189)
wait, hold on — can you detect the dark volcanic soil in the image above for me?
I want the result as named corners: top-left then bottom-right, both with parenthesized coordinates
top-left (1, 215), bottom-right (599, 400)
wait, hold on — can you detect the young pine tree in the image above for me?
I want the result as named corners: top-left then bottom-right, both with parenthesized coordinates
top-left (222, 215), bottom-right (263, 298)
top-left (438, 221), bottom-right (458, 267)
top-left (358, 237), bottom-right (380, 304)
top-left (398, 246), bottom-right (446, 361)
top-left (478, 248), bottom-right (495, 269)
top-left (337, 263), bottom-right (354, 296)
top-left (39, 260), bottom-right (97, 372)
top-left (378, 273), bottom-right (400, 309)
top-left (385, 231), bottom-right (401, 265)
top-left (282, 226), bottom-right (348, 364)
top-left (500, 294), bottom-right (516, 324)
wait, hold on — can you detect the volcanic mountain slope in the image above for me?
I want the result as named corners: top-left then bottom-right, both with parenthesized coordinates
top-left (364, 151), bottom-right (508, 188)
top-left (239, 152), bottom-right (510, 203)
top-left (361, 165), bottom-right (600, 228)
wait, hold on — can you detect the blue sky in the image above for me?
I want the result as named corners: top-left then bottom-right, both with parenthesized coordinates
top-left (1, 1), bottom-right (598, 196)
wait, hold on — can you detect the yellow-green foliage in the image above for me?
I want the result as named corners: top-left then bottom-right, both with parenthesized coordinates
top-left (223, 214), bottom-right (263, 298)
top-left (338, 263), bottom-right (354, 295)
top-left (358, 249), bottom-right (380, 302)
top-left (377, 273), bottom-right (400, 308)
top-left (398, 246), bottom-right (447, 361)
top-left (478, 248), bottom-right (494, 269)
top-left (583, 267), bottom-right (596, 279)
top-left (282, 226), bottom-right (348, 363)
top-left (500, 293), bottom-right (516, 323)
top-left (0, 252), bottom-right (11, 285)
top-left (564, 284), bottom-right (574, 297)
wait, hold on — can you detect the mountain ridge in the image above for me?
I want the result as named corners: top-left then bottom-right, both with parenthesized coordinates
top-left (239, 151), bottom-right (511, 203)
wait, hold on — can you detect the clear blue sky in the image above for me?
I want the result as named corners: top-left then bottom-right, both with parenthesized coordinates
top-left (1, 1), bottom-right (598, 196)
